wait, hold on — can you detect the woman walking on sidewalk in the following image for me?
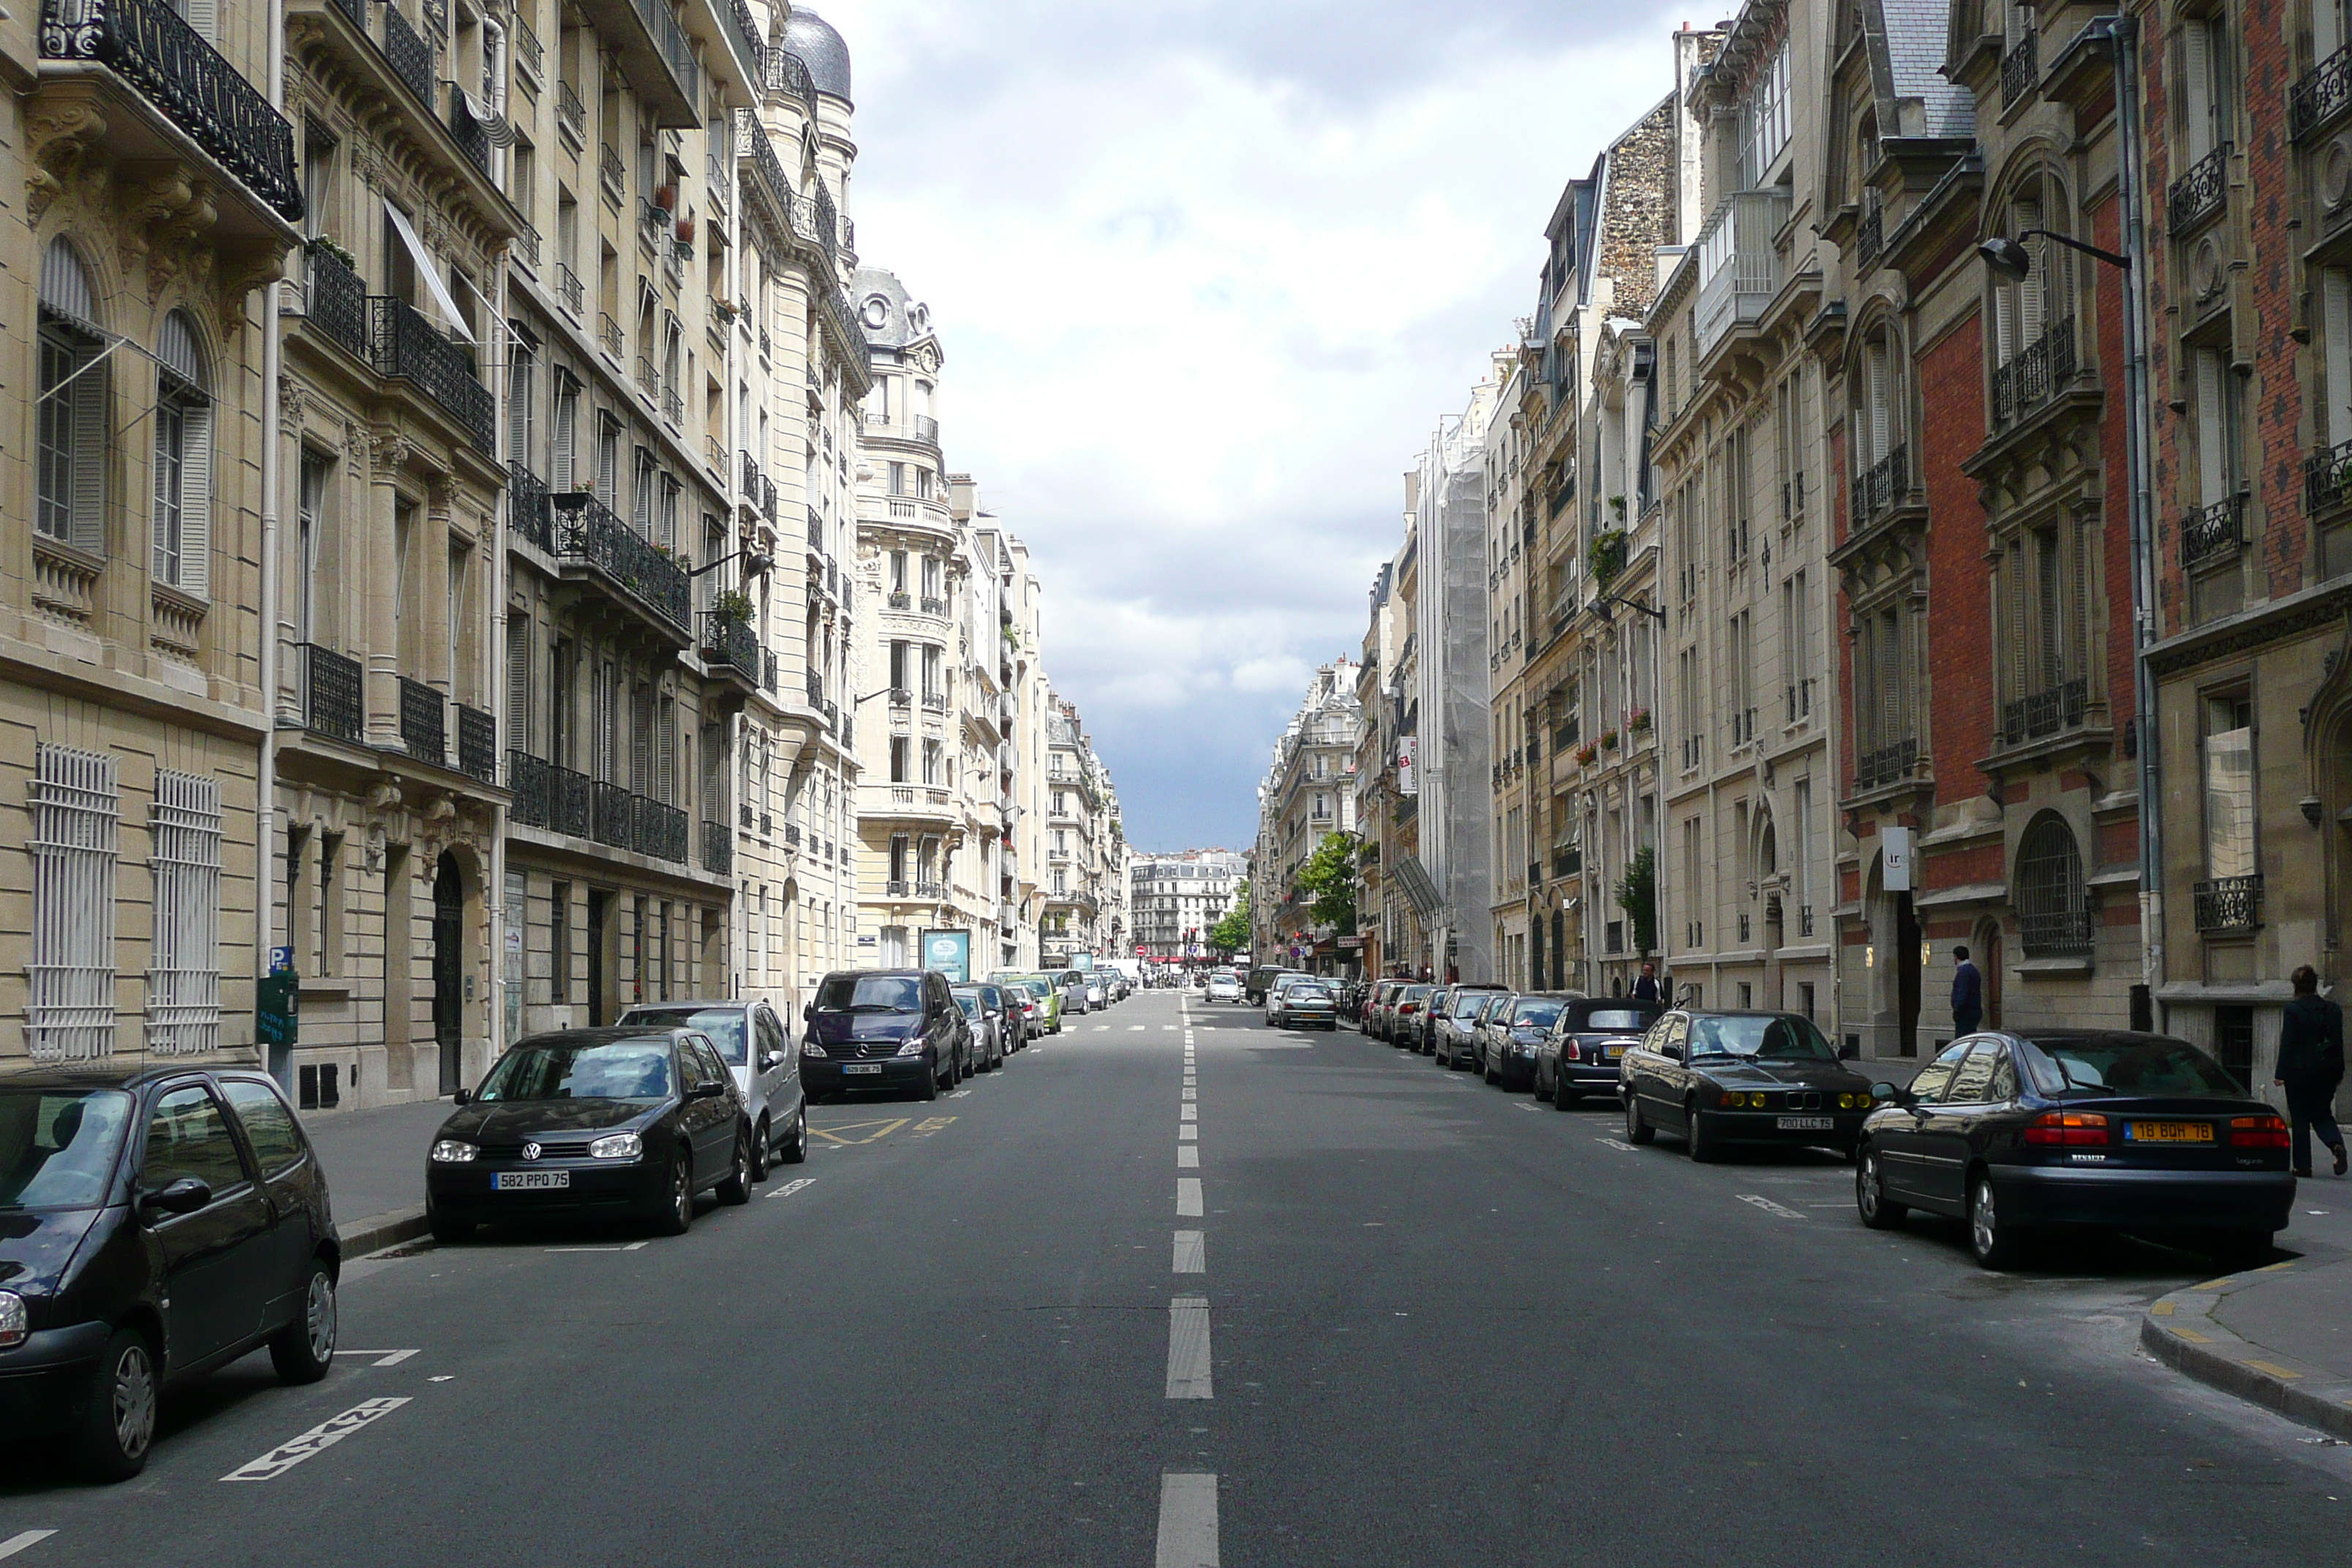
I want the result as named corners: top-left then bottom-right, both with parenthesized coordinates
top-left (2275, 966), bottom-right (2348, 1178)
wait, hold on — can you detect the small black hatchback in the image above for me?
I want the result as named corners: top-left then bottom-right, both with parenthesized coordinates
top-left (0, 1063), bottom-right (341, 1482)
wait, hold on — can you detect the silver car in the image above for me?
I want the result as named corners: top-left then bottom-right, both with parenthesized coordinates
top-left (617, 998), bottom-right (808, 1175)
top-left (951, 984), bottom-right (1009, 1071)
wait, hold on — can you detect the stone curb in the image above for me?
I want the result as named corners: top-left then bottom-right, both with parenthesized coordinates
top-left (2140, 1254), bottom-right (2352, 1441)
top-left (336, 1204), bottom-right (430, 1260)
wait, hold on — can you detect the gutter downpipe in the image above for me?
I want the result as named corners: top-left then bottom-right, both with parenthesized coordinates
top-left (2102, 13), bottom-right (2166, 1030)
top-left (257, 0), bottom-right (287, 1082)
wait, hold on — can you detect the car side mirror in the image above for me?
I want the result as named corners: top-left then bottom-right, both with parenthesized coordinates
top-left (763, 1051), bottom-right (786, 1071)
top-left (804, 1003), bottom-right (816, 1022)
top-left (140, 1176), bottom-right (211, 1218)
top-left (1662, 1044), bottom-right (1685, 1063)
top-left (453, 1088), bottom-right (472, 1107)
top-left (1870, 1081), bottom-right (1908, 1108)
top-left (691, 1079), bottom-right (729, 1100)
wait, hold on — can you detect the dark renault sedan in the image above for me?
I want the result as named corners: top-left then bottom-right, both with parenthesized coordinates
top-left (1854, 1029), bottom-right (2296, 1269)
top-left (426, 1028), bottom-right (753, 1243)
top-left (802, 969), bottom-right (970, 1101)
top-left (0, 1064), bottom-right (339, 1481)
top-left (1534, 997), bottom-right (1666, 1107)
top-left (1620, 1010), bottom-right (1877, 1160)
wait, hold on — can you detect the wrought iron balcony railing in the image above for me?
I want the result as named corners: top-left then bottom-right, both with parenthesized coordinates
top-left (599, 141), bottom-right (626, 199)
top-left (41, 0), bottom-right (304, 222)
top-left (551, 491), bottom-right (691, 634)
top-left (370, 296), bottom-right (494, 451)
top-left (2000, 29), bottom-right (2037, 108)
top-left (380, 1), bottom-right (433, 101)
top-left (2193, 873), bottom-right (2264, 932)
top-left (507, 750), bottom-right (549, 827)
top-left (2291, 45), bottom-right (2352, 140)
top-left (2181, 492), bottom-right (2247, 570)
top-left (556, 80), bottom-right (584, 137)
top-left (701, 818), bottom-right (732, 876)
top-left (456, 703), bottom-right (496, 783)
top-left (446, 80), bottom-right (492, 176)
top-left (592, 780), bottom-right (633, 848)
top-left (2167, 143), bottom-right (2228, 236)
top-left (1992, 317), bottom-right (2076, 426)
top-left (763, 649), bottom-right (779, 693)
top-left (2307, 437), bottom-right (2352, 516)
top-left (2001, 676), bottom-right (2087, 745)
top-left (304, 244), bottom-right (367, 359)
top-left (509, 461), bottom-right (553, 551)
top-left (912, 414), bottom-right (940, 447)
top-left (1850, 443), bottom-right (1909, 529)
top-left (1853, 200), bottom-right (1883, 271)
top-left (699, 609), bottom-right (758, 681)
top-left (298, 642), bottom-right (364, 743)
top-left (1855, 736), bottom-right (1918, 791)
top-left (554, 261), bottom-right (583, 317)
top-left (399, 676), bottom-right (445, 764)
top-left (627, 0), bottom-right (698, 105)
top-left (769, 47), bottom-right (818, 121)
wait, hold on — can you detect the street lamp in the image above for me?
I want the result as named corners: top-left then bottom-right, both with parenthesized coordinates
top-left (1975, 230), bottom-right (2130, 278)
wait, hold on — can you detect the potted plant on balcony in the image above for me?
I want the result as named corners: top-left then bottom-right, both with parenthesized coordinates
top-left (1575, 742), bottom-right (1599, 767)
top-left (1599, 727), bottom-right (1620, 750)
top-left (712, 588), bottom-right (754, 622)
top-left (1590, 529), bottom-right (1629, 590)
top-left (1625, 706), bottom-right (1652, 734)
top-left (304, 235), bottom-right (358, 271)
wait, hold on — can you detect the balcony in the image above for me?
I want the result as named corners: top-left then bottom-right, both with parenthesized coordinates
top-left (2167, 143), bottom-right (2228, 236)
top-left (804, 671), bottom-right (824, 710)
top-left (1850, 444), bottom-right (1909, 530)
top-left (762, 649), bottom-right (778, 693)
top-left (445, 80), bottom-right (493, 177)
top-left (399, 676), bottom-right (445, 764)
top-left (1692, 189), bottom-right (1790, 361)
top-left (2193, 874), bottom-right (2264, 934)
top-left (635, 796), bottom-right (688, 863)
top-left (2181, 493), bottom-right (2247, 570)
top-left (370, 297), bottom-right (495, 452)
top-left (296, 642), bottom-right (364, 744)
top-left (554, 263), bottom-right (584, 317)
top-left (1992, 317), bottom-right (2076, 427)
top-left (2000, 28), bottom-right (2037, 108)
top-left (551, 491), bottom-right (692, 643)
top-left (698, 609), bottom-right (759, 691)
top-left (456, 703), bottom-right (496, 783)
top-left (573, 0), bottom-right (701, 126)
top-left (556, 80), bottom-right (584, 140)
top-left (509, 462), bottom-right (553, 552)
top-left (2291, 45), bottom-right (2352, 141)
top-left (39, 0), bottom-right (304, 235)
top-left (593, 780), bottom-right (633, 848)
top-left (2001, 678), bottom-right (2088, 747)
top-left (701, 819), bottom-right (732, 876)
top-left (379, 1), bottom-right (431, 98)
top-left (1855, 736), bottom-right (1918, 791)
top-left (912, 414), bottom-right (940, 448)
top-left (1553, 847), bottom-right (1581, 879)
top-left (1853, 200), bottom-right (1884, 273)
top-left (509, 754), bottom-right (591, 833)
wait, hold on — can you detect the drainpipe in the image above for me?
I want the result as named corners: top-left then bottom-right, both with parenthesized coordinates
top-left (489, 257), bottom-right (510, 1067)
top-left (257, 0), bottom-right (287, 1082)
top-left (2101, 14), bottom-right (2165, 1030)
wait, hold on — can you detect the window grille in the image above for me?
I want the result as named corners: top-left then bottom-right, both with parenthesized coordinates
top-left (2016, 812), bottom-right (2093, 957)
top-left (147, 770), bottom-right (222, 1055)
top-left (28, 743), bottom-right (119, 1060)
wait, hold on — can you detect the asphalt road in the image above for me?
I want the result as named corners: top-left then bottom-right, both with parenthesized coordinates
top-left (5, 989), bottom-right (2351, 1565)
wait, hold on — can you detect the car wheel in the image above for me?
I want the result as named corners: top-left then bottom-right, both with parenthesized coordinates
top-left (1624, 1093), bottom-right (1654, 1144)
top-left (268, 1257), bottom-right (339, 1384)
top-left (426, 1202), bottom-right (474, 1245)
top-left (653, 1152), bottom-right (694, 1236)
top-left (917, 1057), bottom-right (941, 1102)
top-left (1483, 1054), bottom-right (1500, 1085)
top-left (779, 1106), bottom-right (810, 1164)
top-left (72, 1327), bottom-right (157, 1482)
top-left (1685, 1104), bottom-right (1719, 1163)
top-left (1553, 1077), bottom-right (1578, 1112)
top-left (717, 1124), bottom-right (753, 1205)
top-left (1855, 1145), bottom-right (1907, 1229)
top-left (1967, 1172), bottom-right (2025, 1269)
top-left (748, 1116), bottom-right (772, 1182)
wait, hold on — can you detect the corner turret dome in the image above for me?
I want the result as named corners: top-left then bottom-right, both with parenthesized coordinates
top-left (783, 9), bottom-right (851, 102)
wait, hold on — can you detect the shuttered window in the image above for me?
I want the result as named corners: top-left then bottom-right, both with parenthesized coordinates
top-left (28, 744), bottom-right (119, 1061)
top-left (151, 311), bottom-right (211, 596)
top-left (147, 770), bottom-right (222, 1056)
top-left (2193, 347), bottom-right (2238, 505)
top-left (551, 379), bottom-right (578, 490)
top-left (508, 614), bottom-right (532, 755)
top-left (2325, 270), bottom-right (2352, 446)
top-left (38, 238), bottom-right (108, 555)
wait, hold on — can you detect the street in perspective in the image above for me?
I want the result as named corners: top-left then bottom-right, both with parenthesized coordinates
top-left (6, 0), bottom-right (2352, 1562)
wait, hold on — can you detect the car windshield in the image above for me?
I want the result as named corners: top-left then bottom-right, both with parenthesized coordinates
top-left (2025, 1037), bottom-right (2244, 1097)
top-left (1512, 1000), bottom-right (1564, 1030)
top-left (815, 974), bottom-right (923, 1014)
top-left (953, 995), bottom-right (981, 1019)
top-left (475, 1039), bottom-right (674, 1102)
top-left (1686, 1015), bottom-right (1839, 1062)
top-left (622, 1006), bottom-right (747, 1063)
top-left (1453, 995), bottom-right (1493, 1018)
top-left (1569, 1005), bottom-right (1659, 1032)
top-left (0, 1089), bottom-right (133, 1210)
top-left (1402, 987), bottom-right (1432, 1001)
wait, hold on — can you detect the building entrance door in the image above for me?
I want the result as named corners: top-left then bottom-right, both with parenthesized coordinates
top-left (432, 853), bottom-right (464, 1095)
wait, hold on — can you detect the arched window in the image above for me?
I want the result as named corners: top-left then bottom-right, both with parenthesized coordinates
top-left (2016, 812), bottom-right (2092, 958)
top-left (1850, 320), bottom-right (1906, 508)
top-left (1991, 173), bottom-right (2075, 374)
top-left (151, 309), bottom-right (211, 595)
top-left (37, 237), bottom-right (107, 554)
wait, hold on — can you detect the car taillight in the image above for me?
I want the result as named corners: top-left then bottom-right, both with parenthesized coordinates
top-left (1564, 1042), bottom-right (1582, 1062)
top-left (2229, 1114), bottom-right (2291, 1148)
top-left (2023, 1111), bottom-right (2109, 1146)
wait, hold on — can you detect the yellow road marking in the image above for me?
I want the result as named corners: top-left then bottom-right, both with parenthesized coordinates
top-left (2171, 1327), bottom-right (2212, 1343)
top-left (2242, 1359), bottom-right (2304, 1379)
top-left (2193, 1278), bottom-right (2234, 1292)
top-left (810, 1117), bottom-right (912, 1146)
top-left (2150, 1302), bottom-right (2175, 1316)
top-left (914, 1117), bottom-right (957, 1132)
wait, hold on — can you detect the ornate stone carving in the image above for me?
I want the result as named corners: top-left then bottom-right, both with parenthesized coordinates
top-left (26, 88), bottom-right (110, 222)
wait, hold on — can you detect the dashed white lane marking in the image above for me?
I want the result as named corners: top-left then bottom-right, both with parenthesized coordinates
top-left (1737, 1194), bottom-right (1807, 1220)
top-left (1177, 1145), bottom-right (1200, 1167)
top-left (1177, 1177), bottom-right (1203, 1216)
top-left (1130, 1025), bottom-right (1147, 1031)
top-left (1094, 1025), bottom-right (1110, 1033)
top-left (544, 1240), bottom-right (651, 1253)
top-left (0, 1532), bottom-right (58, 1561)
top-left (766, 1177), bottom-right (816, 1200)
top-left (1165, 1297), bottom-right (1213, 1398)
top-left (338, 1349), bottom-right (421, 1367)
top-left (1179, 1125), bottom-right (1198, 1141)
top-left (1596, 1137), bottom-right (1636, 1152)
top-left (1183, 1088), bottom-right (1197, 1100)
top-left (222, 1398), bottom-right (412, 1481)
top-left (1512, 1101), bottom-right (1539, 1112)
top-left (1180, 1104), bottom-right (1199, 1121)
top-left (1155, 1471), bottom-right (1220, 1568)
top-left (1173, 1229), bottom-right (1206, 1273)
top-left (1163, 1025), bottom-right (1180, 1031)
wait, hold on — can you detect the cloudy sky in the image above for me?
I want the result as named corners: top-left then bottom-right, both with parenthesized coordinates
top-left (821, 0), bottom-right (1691, 851)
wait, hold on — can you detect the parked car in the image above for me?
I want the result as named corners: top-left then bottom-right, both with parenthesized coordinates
top-left (1084, 977), bottom-right (1107, 1009)
top-left (1468, 990), bottom-right (1525, 1074)
top-left (1206, 973), bottom-right (1245, 1003)
top-left (1264, 973), bottom-right (1315, 1020)
top-left (1534, 998), bottom-right (1666, 1107)
top-left (1620, 1010), bottom-right (1875, 1163)
top-left (619, 998), bottom-right (807, 1176)
top-left (990, 971), bottom-right (1063, 1035)
top-left (0, 1063), bottom-right (340, 1480)
top-left (1270, 979), bottom-right (1340, 1030)
top-left (1853, 1029), bottom-right (2296, 1268)
top-left (802, 969), bottom-right (971, 1101)
top-left (1482, 993), bottom-right (1578, 1088)
top-left (950, 984), bottom-right (1009, 1072)
top-left (1365, 980), bottom-right (1403, 1038)
top-left (1245, 966), bottom-right (1303, 1006)
top-left (1059, 970), bottom-right (1092, 1015)
top-left (426, 1028), bottom-right (753, 1244)
top-left (1390, 984), bottom-right (1436, 1049)
top-left (1434, 986), bottom-right (1509, 1066)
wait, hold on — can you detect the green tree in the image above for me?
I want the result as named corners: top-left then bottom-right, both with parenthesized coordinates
top-left (1207, 889), bottom-right (1252, 956)
top-left (1616, 843), bottom-right (1657, 957)
top-left (1297, 831), bottom-right (1359, 932)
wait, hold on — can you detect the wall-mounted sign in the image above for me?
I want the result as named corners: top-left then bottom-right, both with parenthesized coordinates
top-left (1398, 736), bottom-right (1418, 796)
top-left (921, 929), bottom-right (970, 983)
top-left (1881, 826), bottom-right (1912, 893)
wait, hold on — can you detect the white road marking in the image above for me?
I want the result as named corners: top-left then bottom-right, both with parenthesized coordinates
top-left (1737, 1194), bottom-right (1808, 1220)
top-left (1512, 1101), bottom-right (1539, 1112)
top-left (1177, 1177), bottom-right (1204, 1217)
top-left (1155, 1472), bottom-right (1221, 1568)
top-left (949, 1088), bottom-right (973, 1098)
top-left (1596, 1137), bottom-right (1636, 1152)
top-left (222, 1398), bottom-right (412, 1482)
top-left (336, 1349), bottom-right (421, 1367)
top-left (1164, 1025), bottom-right (1180, 1031)
top-left (1178, 1145), bottom-right (1200, 1167)
top-left (1166, 1297), bottom-right (1213, 1398)
top-left (1180, 1125), bottom-right (1198, 1141)
top-left (1174, 1229), bottom-right (1206, 1273)
top-left (1180, 1104), bottom-right (1199, 1121)
top-left (1130, 1025), bottom-right (1147, 1031)
top-left (0, 1532), bottom-right (58, 1561)
top-left (543, 1240), bottom-right (651, 1253)
top-left (1183, 1088), bottom-right (1197, 1100)
top-left (766, 1177), bottom-right (816, 1200)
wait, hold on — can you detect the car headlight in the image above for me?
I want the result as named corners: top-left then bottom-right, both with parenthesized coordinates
top-left (430, 1139), bottom-right (478, 1164)
top-left (801, 1041), bottom-right (828, 1058)
top-left (896, 1036), bottom-right (927, 1057)
top-left (0, 1289), bottom-right (26, 1349)
top-left (589, 1132), bottom-right (642, 1161)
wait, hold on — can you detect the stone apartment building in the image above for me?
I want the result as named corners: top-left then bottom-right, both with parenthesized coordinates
top-left (1251, 658), bottom-right (1362, 973)
top-left (1349, 560), bottom-right (1404, 979)
top-left (1131, 849), bottom-right (1245, 960)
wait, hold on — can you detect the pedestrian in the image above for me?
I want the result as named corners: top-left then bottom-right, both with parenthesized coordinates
top-left (1631, 962), bottom-right (1662, 1003)
top-left (1950, 946), bottom-right (1983, 1037)
top-left (2275, 966), bottom-right (2349, 1178)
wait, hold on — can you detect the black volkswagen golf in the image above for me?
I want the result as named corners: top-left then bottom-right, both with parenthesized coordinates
top-left (0, 1063), bottom-right (339, 1481)
top-left (1619, 1009), bottom-right (1877, 1160)
top-left (425, 1028), bottom-right (753, 1242)
top-left (1853, 1029), bottom-right (2296, 1269)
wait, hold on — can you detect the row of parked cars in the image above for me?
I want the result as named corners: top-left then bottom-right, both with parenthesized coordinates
top-left (1346, 978), bottom-right (2299, 1273)
top-left (0, 965), bottom-right (1137, 1482)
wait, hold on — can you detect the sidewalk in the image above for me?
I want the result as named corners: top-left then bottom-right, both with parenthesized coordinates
top-left (298, 1096), bottom-right (453, 1256)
